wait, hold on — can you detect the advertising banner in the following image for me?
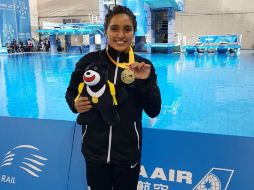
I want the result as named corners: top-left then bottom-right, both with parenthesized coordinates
top-left (139, 128), bottom-right (254, 190)
top-left (0, 0), bottom-right (31, 45)
top-left (0, 117), bottom-right (75, 190)
top-left (67, 124), bottom-right (254, 190)
top-left (0, 0), bottom-right (17, 44)
top-left (199, 35), bottom-right (238, 44)
top-left (14, 0), bottom-right (31, 41)
top-left (67, 123), bottom-right (87, 190)
top-left (1, 117), bottom-right (253, 190)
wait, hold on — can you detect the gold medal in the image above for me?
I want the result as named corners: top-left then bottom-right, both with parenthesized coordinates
top-left (87, 85), bottom-right (105, 104)
top-left (106, 46), bottom-right (136, 84)
top-left (121, 69), bottom-right (135, 84)
top-left (92, 96), bottom-right (98, 103)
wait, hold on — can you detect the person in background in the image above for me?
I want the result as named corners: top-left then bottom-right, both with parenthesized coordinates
top-left (11, 39), bottom-right (18, 52)
top-left (56, 37), bottom-right (62, 52)
top-left (65, 5), bottom-right (161, 190)
top-left (19, 41), bottom-right (24, 52)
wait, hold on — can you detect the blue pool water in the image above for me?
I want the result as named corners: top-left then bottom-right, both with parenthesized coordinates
top-left (0, 51), bottom-right (254, 137)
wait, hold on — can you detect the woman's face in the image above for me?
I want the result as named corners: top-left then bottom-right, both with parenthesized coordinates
top-left (106, 14), bottom-right (134, 52)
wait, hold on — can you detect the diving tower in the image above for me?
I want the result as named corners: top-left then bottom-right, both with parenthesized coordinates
top-left (36, 22), bottom-right (104, 53)
top-left (121, 0), bottom-right (185, 53)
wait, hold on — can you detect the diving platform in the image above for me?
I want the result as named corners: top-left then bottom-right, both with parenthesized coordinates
top-left (145, 0), bottom-right (184, 11)
top-left (36, 22), bottom-right (105, 53)
top-left (36, 23), bottom-right (104, 35)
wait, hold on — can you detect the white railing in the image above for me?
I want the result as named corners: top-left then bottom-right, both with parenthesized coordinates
top-left (88, 14), bottom-right (98, 23)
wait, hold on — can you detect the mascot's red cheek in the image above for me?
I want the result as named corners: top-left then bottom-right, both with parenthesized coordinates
top-left (83, 75), bottom-right (95, 82)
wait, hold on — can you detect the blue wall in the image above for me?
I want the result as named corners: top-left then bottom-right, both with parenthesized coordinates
top-left (122, 0), bottom-right (147, 36)
top-left (0, 0), bottom-right (31, 45)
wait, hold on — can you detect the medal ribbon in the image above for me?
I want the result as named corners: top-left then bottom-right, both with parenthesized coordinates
top-left (106, 46), bottom-right (135, 68)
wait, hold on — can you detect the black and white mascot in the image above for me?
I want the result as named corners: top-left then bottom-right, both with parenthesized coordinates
top-left (75, 62), bottom-right (127, 126)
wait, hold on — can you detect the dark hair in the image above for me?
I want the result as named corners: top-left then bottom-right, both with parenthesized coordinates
top-left (104, 5), bottom-right (137, 33)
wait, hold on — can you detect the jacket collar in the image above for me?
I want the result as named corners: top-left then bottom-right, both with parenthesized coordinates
top-left (106, 45), bottom-right (130, 63)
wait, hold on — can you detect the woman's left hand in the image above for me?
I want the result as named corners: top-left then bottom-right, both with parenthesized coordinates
top-left (129, 62), bottom-right (151, 80)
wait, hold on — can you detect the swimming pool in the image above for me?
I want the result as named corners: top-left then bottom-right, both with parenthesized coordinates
top-left (1, 51), bottom-right (254, 137)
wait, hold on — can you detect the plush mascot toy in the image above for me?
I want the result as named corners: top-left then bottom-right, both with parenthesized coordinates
top-left (74, 62), bottom-right (127, 126)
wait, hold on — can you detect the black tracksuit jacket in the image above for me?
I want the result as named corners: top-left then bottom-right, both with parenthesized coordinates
top-left (65, 46), bottom-right (161, 164)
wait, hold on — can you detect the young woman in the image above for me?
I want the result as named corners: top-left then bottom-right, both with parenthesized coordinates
top-left (66, 5), bottom-right (161, 190)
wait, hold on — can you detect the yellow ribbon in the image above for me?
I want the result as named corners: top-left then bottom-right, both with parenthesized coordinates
top-left (106, 46), bottom-right (135, 69)
top-left (74, 82), bottom-right (85, 102)
top-left (107, 80), bottom-right (118, 105)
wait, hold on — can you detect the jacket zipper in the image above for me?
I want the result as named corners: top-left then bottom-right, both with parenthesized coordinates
top-left (106, 55), bottom-right (120, 163)
top-left (106, 125), bottom-right (112, 163)
top-left (134, 122), bottom-right (140, 150)
top-left (82, 125), bottom-right (87, 144)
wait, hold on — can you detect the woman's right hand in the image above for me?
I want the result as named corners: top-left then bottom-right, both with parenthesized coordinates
top-left (74, 97), bottom-right (92, 113)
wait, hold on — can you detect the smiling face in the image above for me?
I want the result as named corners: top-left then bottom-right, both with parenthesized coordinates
top-left (106, 14), bottom-right (134, 52)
